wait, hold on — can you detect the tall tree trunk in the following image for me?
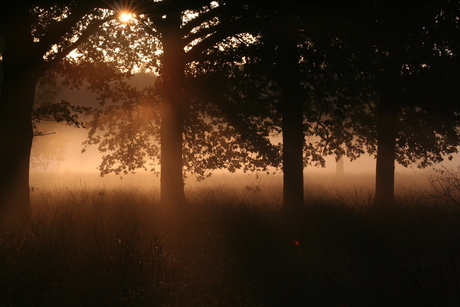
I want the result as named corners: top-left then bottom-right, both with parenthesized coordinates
top-left (158, 13), bottom-right (187, 207)
top-left (374, 99), bottom-right (397, 205)
top-left (0, 10), bottom-right (42, 222)
top-left (0, 78), bottom-right (36, 220)
top-left (276, 31), bottom-right (305, 212)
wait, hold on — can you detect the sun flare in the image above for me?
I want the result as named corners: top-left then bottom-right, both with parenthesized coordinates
top-left (120, 12), bottom-right (134, 23)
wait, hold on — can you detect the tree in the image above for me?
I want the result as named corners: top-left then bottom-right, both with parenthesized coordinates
top-left (335, 156), bottom-right (344, 177)
top-left (91, 0), bottom-right (458, 209)
top-left (301, 0), bottom-right (460, 205)
top-left (82, 1), bottom-right (370, 212)
top-left (351, 1), bottom-right (460, 204)
top-left (0, 1), bottom-right (137, 220)
top-left (200, 1), bottom-right (310, 212)
top-left (274, 10), bottom-right (306, 212)
top-left (124, 0), bottom-right (272, 207)
top-left (223, 1), bottom-right (375, 211)
top-left (77, 1), bottom-right (291, 209)
top-left (166, 0), bottom-right (373, 211)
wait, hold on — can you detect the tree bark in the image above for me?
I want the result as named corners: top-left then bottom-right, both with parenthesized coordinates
top-left (0, 78), bottom-right (37, 220)
top-left (276, 31), bottom-right (305, 212)
top-left (157, 13), bottom-right (187, 207)
top-left (281, 98), bottom-right (305, 212)
top-left (374, 98), bottom-right (397, 205)
top-left (0, 10), bottom-right (43, 222)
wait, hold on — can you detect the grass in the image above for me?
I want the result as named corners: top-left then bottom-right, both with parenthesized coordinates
top-left (1, 172), bottom-right (460, 306)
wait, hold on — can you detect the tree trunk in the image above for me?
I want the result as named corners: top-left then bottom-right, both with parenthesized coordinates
top-left (282, 103), bottom-right (304, 212)
top-left (0, 78), bottom-right (36, 220)
top-left (276, 31), bottom-right (305, 212)
top-left (158, 13), bottom-right (187, 207)
top-left (0, 11), bottom-right (42, 222)
top-left (374, 99), bottom-right (397, 205)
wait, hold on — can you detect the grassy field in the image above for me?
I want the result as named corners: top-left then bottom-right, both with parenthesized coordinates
top-left (1, 171), bottom-right (459, 306)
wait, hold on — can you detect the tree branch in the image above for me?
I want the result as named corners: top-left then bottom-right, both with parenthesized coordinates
top-left (182, 21), bottom-right (220, 48)
top-left (184, 14), bottom-right (263, 63)
top-left (36, 5), bottom-right (94, 56)
top-left (180, 5), bottom-right (223, 36)
top-left (140, 19), bottom-right (162, 39)
top-left (45, 16), bottom-right (114, 70)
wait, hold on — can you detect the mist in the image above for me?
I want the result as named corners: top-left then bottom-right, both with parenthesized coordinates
top-left (30, 80), bottom-right (457, 194)
top-left (3, 2), bottom-right (460, 306)
top-left (22, 69), bottom-right (459, 306)
top-left (29, 78), bottom-right (459, 197)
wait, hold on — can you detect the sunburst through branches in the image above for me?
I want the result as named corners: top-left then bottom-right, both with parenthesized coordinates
top-left (104, 0), bottom-right (141, 23)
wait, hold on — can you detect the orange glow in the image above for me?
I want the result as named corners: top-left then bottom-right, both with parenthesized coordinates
top-left (119, 12), bottom-right (134, 23)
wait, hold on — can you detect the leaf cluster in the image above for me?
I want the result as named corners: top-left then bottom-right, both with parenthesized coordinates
top-left (82, 74), bottom-right (160, 176)
top-left (185, 64), bottom-right (282, 180)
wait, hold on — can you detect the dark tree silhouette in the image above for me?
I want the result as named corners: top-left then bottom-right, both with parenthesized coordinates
top-left (210, 1), bottom-right (309, 212)
top-left (275, 15), bottom-right (305, 212)
top-left (0, 1), bottom-right (133, 220)
top-left (82, 1), bottom-right (374, 211)
top-left (150, 10), bottom-right (188, 206)
top-left (241, 12), bottom-right (306, 211)
top-left (350, 1), bottom-right (460, 204)
top-left (303, 0), bottom-right (460, 205)
top-left (224, 1), bottom-right (374, 210)
top-left (127, 0), bottom-right (270, 207)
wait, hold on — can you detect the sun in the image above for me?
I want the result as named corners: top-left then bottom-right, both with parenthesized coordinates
top-left (107, 0), bottom-right (141, 23)
top-left (120, 12), bottom-right (134, 23)
top-left (119, 12), bottom-right (134, 23)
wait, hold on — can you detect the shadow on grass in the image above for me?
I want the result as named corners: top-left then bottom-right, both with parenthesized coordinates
top-left (218, 200), bottom-right (460, 306)
top-left (1, 186), bottom-right (459, 306)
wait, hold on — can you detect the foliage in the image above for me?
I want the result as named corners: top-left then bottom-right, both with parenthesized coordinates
top-left (82, 69), bottom-right (282, 180)
top-left (26, 5), bottom-right (162, 176)
top-left (82, 74), bottom-right (161, 176)
top-left (3, 0), bottom-right (460, 208)
top-left (78, 1), bottom-right (284, 181)
top-left (396, 108), bottom-right (460, 168)
top-left (197, 7), bottom-right (377, 170)
top-left (346, 0), bottom-right (460, 167)
top-left (428, 165), bottom-right (460, 206)
top-left (186, 62), bottom-right (282, 178)
top-left (297, 37), bottom-right (378, 167)
top-left (212, 0), bottom-right (460, 173)
top-left (33, 100), bottom-right (89, 132)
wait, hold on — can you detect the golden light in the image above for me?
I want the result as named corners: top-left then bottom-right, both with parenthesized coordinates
top-left (119, 12), bottom-right (134, 23)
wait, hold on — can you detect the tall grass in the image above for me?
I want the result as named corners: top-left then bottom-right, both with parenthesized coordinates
top-left (1, 172), bottom-right (459, 306)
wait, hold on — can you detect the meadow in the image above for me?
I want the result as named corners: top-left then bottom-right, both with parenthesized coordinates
top-left (1, 171), bottom-right (459, 306)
